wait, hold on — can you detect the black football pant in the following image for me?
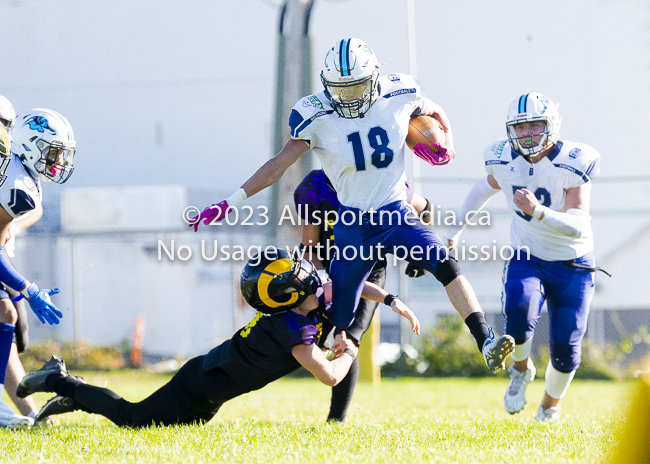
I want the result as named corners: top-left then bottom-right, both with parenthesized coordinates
top-left (325, 259), bottom-right (386, 422)
top-left (48, 356), bottom-right (245, 427)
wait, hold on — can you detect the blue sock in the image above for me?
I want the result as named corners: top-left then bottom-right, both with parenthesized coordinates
top-left (0, 323), bottom-right (15, 385)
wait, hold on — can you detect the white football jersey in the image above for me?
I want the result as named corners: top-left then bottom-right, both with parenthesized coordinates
top-left (0, 154), bottom-right (42, 219)
top-left (484, 139), bottom-right (600, 261)
top-left (289, 73), bottom-right (430, 211)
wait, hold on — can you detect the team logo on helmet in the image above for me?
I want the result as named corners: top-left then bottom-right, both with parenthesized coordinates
top-left (25, 116), bottom-right (56, 135)
top-left (240, 249), bottom-right (321, 315)
top-left (539, 96), bottom-right (550, 113)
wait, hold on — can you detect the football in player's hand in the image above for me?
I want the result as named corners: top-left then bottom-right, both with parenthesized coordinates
top-left (406, 115), bottom-right (445, 153)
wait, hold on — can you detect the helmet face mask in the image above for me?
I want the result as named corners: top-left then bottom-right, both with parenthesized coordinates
top-left (11, 109), bottom-right (76, 183)
top-left (0, 118), bottom-right (13, 133)
top-left (0, 96), bottom-right (16, 133)
top-left (0, 126), bottom-right (11, 187)
top-left (34, 139), bottom-right (75, 184)
top-left (505, 93), bottom-right (561, 158)
top-left (240, 249), bottom-right (322, 315)
top-left (321, 38), bottom-right (380, 119)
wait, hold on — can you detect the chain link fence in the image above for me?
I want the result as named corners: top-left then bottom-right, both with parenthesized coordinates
top-left (13, 176), bottom-right (650, 375)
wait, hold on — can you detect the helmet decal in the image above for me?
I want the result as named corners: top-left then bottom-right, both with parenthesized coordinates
top-left (340, 38), bottom-right (350, 76)
top-left (25, 116), bottom-right (56, 135)
top-left (518, 94), bottom-right (528, 114)
top-left (257, 259), bottom-right (299, 308)
top-left (539, 95), bottom-right (549, 113)
top-left (240, 249), bottom-right (322, 314)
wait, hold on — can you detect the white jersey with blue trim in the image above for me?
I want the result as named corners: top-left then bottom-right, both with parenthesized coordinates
top-left (484, 139), bottom-right (600, 261)
top-left (0, 154), bottom-right (42, 219)
top-left (289, 73), bottom-right (429, 211)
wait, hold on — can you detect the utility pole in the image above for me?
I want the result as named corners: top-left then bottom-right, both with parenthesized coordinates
top-left (270, 0), bottom-right (314, 242)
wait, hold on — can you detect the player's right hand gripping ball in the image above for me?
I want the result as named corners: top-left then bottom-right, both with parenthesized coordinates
top-left (190, 200), bottom-right (230, 232)
top-left (407, 115), bottom-right (454, 166)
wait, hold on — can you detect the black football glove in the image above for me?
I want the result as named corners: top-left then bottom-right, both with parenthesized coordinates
top-left (405, 263), bottom-right (427, 278)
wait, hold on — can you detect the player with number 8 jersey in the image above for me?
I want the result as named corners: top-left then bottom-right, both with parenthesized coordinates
top-left (192, 38), bottom-right (515, 376)
top-left (446, 92), bottom-right (603, 422)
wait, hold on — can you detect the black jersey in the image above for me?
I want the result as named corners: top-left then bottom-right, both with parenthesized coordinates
top-left (202, 305), bottom-right (324, 392)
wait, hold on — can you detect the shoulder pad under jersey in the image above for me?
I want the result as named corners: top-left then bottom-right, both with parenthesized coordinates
top-left (0, 156), bottom-right (41, 218)
top-left (550, 140), bottom-right (601, 183)
top-left (288, 92), bottom-right (335, 139)
top-left (378, 73), bottom-right (422, 100)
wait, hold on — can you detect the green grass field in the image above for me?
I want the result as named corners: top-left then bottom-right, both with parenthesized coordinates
top-left (0, 371), bottom-right (632, 463)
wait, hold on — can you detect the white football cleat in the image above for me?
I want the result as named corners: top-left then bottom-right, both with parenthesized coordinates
top-left (535, 405), bottom-right (561, 422)
top-left (504, 364), bottom-right (536, 414)
top-left (482, 329), bottom-right (515, 373)
top-left (0, 401), bottom-right (34, 428)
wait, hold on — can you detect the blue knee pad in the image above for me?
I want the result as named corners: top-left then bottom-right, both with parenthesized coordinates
top-left (550, 342), bottom-right (581, 372)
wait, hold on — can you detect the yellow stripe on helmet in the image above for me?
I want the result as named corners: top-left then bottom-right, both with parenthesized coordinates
top-left (0, 126), bottom-right (9, 157)
top-left (258, 258), bottom-right (299, 308)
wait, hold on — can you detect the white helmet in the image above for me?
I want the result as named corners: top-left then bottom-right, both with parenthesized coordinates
top-left (0, 96), bottom-right (16, 133)
top-left (11, 108), bottom-right (76, 183)
top-left (505, 93), bottom-right (561, 157)
top-left (320, 38), bottom-right (380, 119)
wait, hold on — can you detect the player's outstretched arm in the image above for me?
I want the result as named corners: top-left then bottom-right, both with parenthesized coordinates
top-left (360, 281), bottom-right (420, 335)
top-left (0, 208), bottom-right (62, 325)
top-left (242, 139), bottom-right (310, 197)
top-left (446, 175), bottom-right (501, 248)
top-left (191, 139), bottom-right (310, 231)
top-left (291, 332), bottom-right (359, 387)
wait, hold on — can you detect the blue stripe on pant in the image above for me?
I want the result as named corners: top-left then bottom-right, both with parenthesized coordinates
top-left (328, 201), bottom-right (447, 328)
top-left (502, 252), bottom-right (596, 372)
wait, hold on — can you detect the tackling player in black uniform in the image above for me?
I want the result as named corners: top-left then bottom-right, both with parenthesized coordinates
top-left (293, 169), bottom-right (431, 422)
top-left (18, 249), bottom-right (419, 427)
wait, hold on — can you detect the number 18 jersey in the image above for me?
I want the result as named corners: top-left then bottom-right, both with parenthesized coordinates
top-left (289, 73), bottom-right (429, 212)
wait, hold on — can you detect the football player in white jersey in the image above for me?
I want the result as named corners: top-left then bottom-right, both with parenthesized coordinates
top-left (192, 38), bottom-right (515, 377)
top-left (0, 108), bottom-right (76, 427)
top-left (447, 93), bottom-right (602, 421)
top-left (0, 97), bottom-right (45, 421)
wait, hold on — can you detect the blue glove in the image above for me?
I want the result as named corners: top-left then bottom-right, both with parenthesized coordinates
top-left (12, 283), bottom-right (63, 325)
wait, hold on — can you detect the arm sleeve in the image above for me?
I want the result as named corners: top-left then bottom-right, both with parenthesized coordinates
top-left (539, 208), bottom-right (591, 238)
top-left (447, 176), bottom-right (500, 239)
top-left (0, 246), bottom-right (28, 291)
top-left (416, 98), bottom-right (438, 118)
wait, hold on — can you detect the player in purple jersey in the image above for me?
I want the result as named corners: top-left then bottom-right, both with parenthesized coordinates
top-left (192, 38), bottom-right (514, 375)
top-left (447, 93), bottom-right (605, 421)
top-left (21, 250), bottom-right (419, 426)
